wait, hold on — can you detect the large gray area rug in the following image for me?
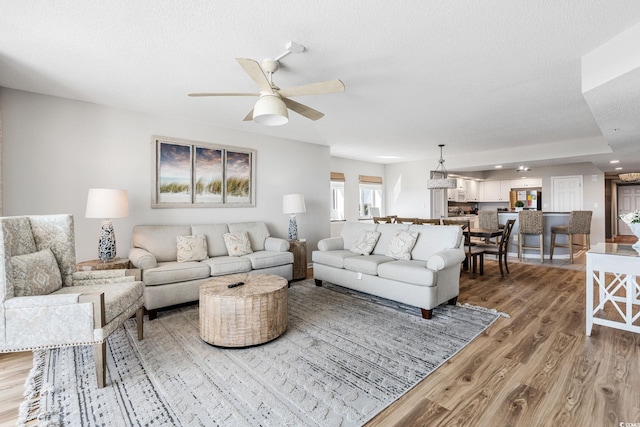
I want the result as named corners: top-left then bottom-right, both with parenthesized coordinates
top-left (20, 280), bottom-right (503, 426)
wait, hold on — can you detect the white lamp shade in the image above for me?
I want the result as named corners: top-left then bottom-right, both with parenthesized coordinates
top-left (283, 194), bottom-right (306, 214)
top-left (85, 188), bottom-right (129, 219)
top-left (253, 94), bottom-right (289, 126)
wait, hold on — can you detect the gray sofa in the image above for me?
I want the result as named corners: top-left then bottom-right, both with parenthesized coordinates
top-left (128, 221), bottom-right (293, 319)
top-left (312, 222), bottom-right (465, 319)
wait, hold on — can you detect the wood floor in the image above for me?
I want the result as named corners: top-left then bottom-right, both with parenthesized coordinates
top-left (1, 252), bottom-right (639, 426)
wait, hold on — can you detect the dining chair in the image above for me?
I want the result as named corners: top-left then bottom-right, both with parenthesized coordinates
top-left (373, 216), bottom-right (393, 224)
top-left (416, 218), bottom-right (441, 225)
top-left (475, 219), bottom-right (516, 277)
top-left (550, 210), bottom-right (592, 263)
top-left (394, 217), bottom-right (419, 224)
top-left (478, 210), bottom-right (501, 243)
top-left (443, 219), bottom-right (484, 274)
top-left (518, 210), bottom-right (544, 263)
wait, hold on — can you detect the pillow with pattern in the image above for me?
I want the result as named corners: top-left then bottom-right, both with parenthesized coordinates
top-left (385, 230), bottom-right (419, 260)
top-left (223, 232), bottom-right (253, 256)
top-left (350, 230), bottom-right (381, 255)
top-left (176, 235), bottom-right (208, 262)
top-left (10, 248), bottom-right (63, 296)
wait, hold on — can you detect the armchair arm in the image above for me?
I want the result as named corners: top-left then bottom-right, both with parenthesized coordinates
top-left (426, 248), bottom-right (466, 271)
top-left (71, 270), bottom-right (136, 286)
top-left (129, 247), bottom-right (157, 269)
top-left (317, 237), bottom-right (344, 251)
top-left (264, 237), bottom-right (290, 252)
top-left (4, 293), bottom-right (82, 308)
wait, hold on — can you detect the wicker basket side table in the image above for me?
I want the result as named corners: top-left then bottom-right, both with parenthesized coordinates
top-left (199, 273), bottom-right (288, 347)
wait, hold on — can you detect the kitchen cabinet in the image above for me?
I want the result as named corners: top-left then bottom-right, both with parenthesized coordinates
top-left (511, 177), bottom-right (542, 188)
top-left (465, 180), bottom-right (480, 201)
top-left (482, 180), bottom-right (511, 201)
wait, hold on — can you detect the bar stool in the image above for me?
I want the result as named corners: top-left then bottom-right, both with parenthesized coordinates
top-left (550, 210), bottom-right (592, 263)
top-left (518, 210), bottom-right (544, 263)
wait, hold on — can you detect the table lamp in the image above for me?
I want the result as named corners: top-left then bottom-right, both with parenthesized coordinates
top-left (85, 188), bottom-right (129, 262)
top-left (283, 193), bottom-right (306, 241)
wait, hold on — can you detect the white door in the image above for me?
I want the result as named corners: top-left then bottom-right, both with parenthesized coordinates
top-left (617, 185), bottom-right (640, 235)
top-left (431, 188), bottom-right (446, 219)
top-left (551, 176), bottom-right (583, 211)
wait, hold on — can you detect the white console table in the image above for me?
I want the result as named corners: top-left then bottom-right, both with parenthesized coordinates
top-left (586, 243), bottom-right (640, 336)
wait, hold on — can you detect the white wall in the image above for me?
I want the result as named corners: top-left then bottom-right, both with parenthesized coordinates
top-left (384, 160), bottom-right (434, 218)
top-left (0, 88), bottom-right (330, 262)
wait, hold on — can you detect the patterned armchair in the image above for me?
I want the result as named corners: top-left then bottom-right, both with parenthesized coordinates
top-left (0, 214), bottom-right (144, 388)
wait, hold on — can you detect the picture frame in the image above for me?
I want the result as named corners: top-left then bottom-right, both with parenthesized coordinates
top-left (151, 136), bottom-right (256, 208)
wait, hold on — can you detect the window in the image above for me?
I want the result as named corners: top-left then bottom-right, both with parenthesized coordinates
top-left (330, 172), bottom-right (345, 221)
top-left (359, 175), bottom-right (383, 219)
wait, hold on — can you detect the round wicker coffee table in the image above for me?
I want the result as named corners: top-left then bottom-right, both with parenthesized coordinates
top-left (199, 273), bottom-right (288, 347)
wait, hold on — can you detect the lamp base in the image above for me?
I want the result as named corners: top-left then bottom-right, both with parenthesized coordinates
top-left (98, 220), bottom-right (117, 262)
top-left (288, 215), bottom-right (298, 241)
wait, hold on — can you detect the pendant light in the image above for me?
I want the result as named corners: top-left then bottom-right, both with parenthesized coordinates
top-left (426, 144), bottom-right (457, 189)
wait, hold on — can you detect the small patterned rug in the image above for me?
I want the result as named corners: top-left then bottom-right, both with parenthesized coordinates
top-left (20, 280), bottom-right (503, 426)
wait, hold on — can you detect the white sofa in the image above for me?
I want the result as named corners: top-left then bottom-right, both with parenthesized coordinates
top-left (129, 221), bottom-right (293, 319)
top-left (312, 222), bottom-right (465, 319)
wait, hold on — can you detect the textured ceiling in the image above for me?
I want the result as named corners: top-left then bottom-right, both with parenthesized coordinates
top-left (1, 1), bottom-right (639, 174)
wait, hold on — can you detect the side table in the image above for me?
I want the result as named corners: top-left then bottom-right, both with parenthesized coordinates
top-left (77, 258), bottom-right (131, 271)
top-left (288, 240), bottom-right (307, 281)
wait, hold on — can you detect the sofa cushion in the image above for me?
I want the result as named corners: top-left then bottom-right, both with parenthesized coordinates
top-left (133, 225), bottom-right (193, 262)
top-left (1, 216), bottom-right (37, 256)
top-left (377, 260), bottom-right (436, 287)
top-left (176, 235), bottom-right (208, 262)
top-left (201, 256), bottom-right (252, 276)
top-left (343, 254), bottom-right (394, 276)
top-left (54, 281), bottom-right (143, 324)
top-left (312, 250), bottom-right (360, 269)
top-left (372, 223), bottom-right (410, 256)
top-left (350, 230), bottom-right (381, 255)
top-left (339, 222), bottom-right (378, 250)
top-left (228, 222), bottom-right (270, 251)
top-left (10, 248), bottom-right (62, 296)
top-left (409, 225), bottom-right (462, 261)
top-left (191, 224), bottom-right (230, 257)
top-left (142, 261), bottom-right (211, 286)
top-left (385, 230), bottom-right (419, 260)
top-left (223, 232), bottom-right (253, 256)
top-left (243, 251), bottom-right (293, 270)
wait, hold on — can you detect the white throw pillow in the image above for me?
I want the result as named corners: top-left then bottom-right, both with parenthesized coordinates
top-left (176, 235), bottom-right (208, 262)
top-left (386, 230), bottom-right (419, 260)
top-left (10, 248), bottom-right (63, 296)
top-left (350, 230), bottom-right (381, 255)
top-left (223, 232), bottom-right (253, 256)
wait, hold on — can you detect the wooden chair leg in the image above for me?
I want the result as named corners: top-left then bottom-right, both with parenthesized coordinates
top-left (420, 308), bottom-right (433, 319)
top-left (550, 232), bottom-right (556, 259)
top-left (94, 341), bottom-right (106, 388)
top-left (498, 253), bottom-right (504, 277)
top-left (518, 234), bottom-right (522, 261)
top-left (540, 233), bottom-right (544, 263)
top-left (569, 234), bottom-right (574, 264)
top-left (136, 307), bottom-right (144, 341)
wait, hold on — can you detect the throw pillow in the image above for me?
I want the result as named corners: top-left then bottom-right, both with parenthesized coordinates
top-left (176, 235), bottom-right (208, 262)
top-left (350, 230), bottom-right (381, 255)
top-left (9, 248), bottom-right (63, 297)
top-left (386, 230), bottom-right (419, 260)
top-left (223, 232), bottom-right (253, 256)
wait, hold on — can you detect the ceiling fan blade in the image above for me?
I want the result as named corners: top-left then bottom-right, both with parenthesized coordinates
top-left (243, 109), bottom-right (254, 121)
top-left (277, 79), bottom-right (345, 98)
top-left (236, 58), bottom-right (274, 93)
top-left (188, 92), bottom-right (259, 97)
top-left (282, 97), bottom-right (325, 121)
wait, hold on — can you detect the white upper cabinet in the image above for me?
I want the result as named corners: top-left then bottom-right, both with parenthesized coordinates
top-left (465, 180), bottom-right (480, 201)
top-left (482, 180), bottom-right (511, 201)
top-left (511, 177), bottom-right (542, 188)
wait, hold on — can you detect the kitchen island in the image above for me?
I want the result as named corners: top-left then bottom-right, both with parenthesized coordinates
top-left (498, 212), bottom-right (575, 260)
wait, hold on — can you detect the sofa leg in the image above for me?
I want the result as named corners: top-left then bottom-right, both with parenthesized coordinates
top-left (147, 309), bottom-right (157, 321)
top-left (94, 341), bottom-right (106, 388)
top-left (136, 307), bottom-right (144, 340)
top-left (420, 308), bottom-right (433, 319)
top-left (448, 296), bottom-right (458, 305)
top-left (314, 279), bottom-right (323, 286)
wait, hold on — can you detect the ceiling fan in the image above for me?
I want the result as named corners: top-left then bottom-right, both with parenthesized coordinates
top-left (188, 42), bottom-right (345, 126)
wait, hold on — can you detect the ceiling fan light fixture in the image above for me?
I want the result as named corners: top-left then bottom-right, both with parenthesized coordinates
top-left (253, 94), bottom-right (289, 126)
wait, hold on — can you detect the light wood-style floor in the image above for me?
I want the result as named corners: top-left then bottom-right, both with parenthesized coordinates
top-left (1, 245), bottom-right (638, 426)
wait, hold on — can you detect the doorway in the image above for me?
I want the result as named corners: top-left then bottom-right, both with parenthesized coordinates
top-left (617, 184), bottom-right (640, 235)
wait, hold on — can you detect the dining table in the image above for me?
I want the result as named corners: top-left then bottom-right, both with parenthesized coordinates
top-left (467, 228), bottom-right (504, 274)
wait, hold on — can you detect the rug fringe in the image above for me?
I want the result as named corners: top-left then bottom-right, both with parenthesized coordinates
top-left (457, 302), bottom-right (510, 318)
top-left (17, 350), bottom-right (45, 426)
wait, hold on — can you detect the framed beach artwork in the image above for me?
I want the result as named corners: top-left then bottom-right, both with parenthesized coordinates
top-left (151, 136), bottom-right (255, 208)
